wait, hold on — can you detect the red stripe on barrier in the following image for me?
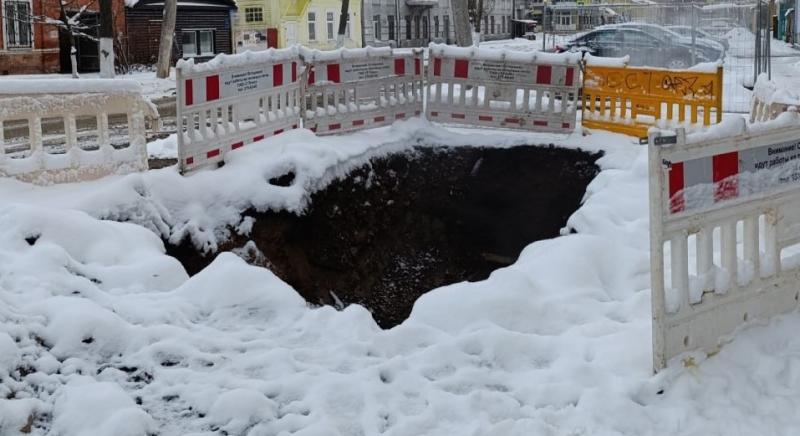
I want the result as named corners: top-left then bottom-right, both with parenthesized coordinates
top-left (309, 68), bottom-right (315, 85)
top-left (532, 120), bottom-right (547, 126)
top-left (207, 149), bottom-right (220, 158)
top-left (394, 58), bottom-right (406, 75)
top-left (396, 113), bottom-right (405, 119)
top-left (415, 58), bottom-right (421, 75)
top-left (274, 129), bottom-right (284, 135)
top-left (434, 58), bottom-right (442, 76)
top-left (353, 120), bottom-right (365, 126)
top-left (327, 64), bottom-right (341, 83)
top-left (231, 141), bottom-right (244, 150)
top-left (669, 162), bottom-right (685, 213)
top-left (374, 116), bottom-right (386, 122)
top-left (536, 66), bottom-right (552, 85)
top-left (454, 59), bottom-right (469, 79)
top-left (292, 62), bottom-right (298, 82)
top-left (293, 124), bottom-right (298, 129)
top-left (329, 123), bottom-right (342, 130)
top-left (479, 115), bottom-right (493, 121)
top-left (452, 113), bottom-right (466, 119)
top-left (253, 135), bottom-right (265, 142)
top-left (430, 112), bottom-right (438, 117)
top-left (185, 79), bottom-right (194, 106)
top-left (273, 64), bottom-right (284, 87)
top-left (713, 151), bottom-right (739, 201)
top-left (186, 157), bottom-right (194, 165)
top-left (565, 67), bottom-right (575, 87)
top-left (562, 123), bottom-right (571, 129)
top-left (206, 75), bottom-right (220, 101)
top-left (310, 127), bottom-right (317, 133)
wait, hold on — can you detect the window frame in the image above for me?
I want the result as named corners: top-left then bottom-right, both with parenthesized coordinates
top-left (181, 28), bottom-right (215, 58)
top-left (244, 6), bottom-right (263, 23)
top-left (387, 14), bottom-right (395, 41)
top-left (307, 10), bottom-right (317, 41)
top-left (373, 14), bottom-right (381, 40)
top-left (3, 0), bottom-right (34, 50)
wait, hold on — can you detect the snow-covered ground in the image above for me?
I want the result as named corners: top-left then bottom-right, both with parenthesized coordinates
top-left (3, 116), bottom-right (800, 435)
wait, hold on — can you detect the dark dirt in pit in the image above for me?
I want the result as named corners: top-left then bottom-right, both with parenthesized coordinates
top-left (166, 145), bottom-right (602, 328)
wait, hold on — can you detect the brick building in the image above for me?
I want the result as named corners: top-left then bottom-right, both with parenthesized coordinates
top-left (0, 0), bottom-right (126, 74)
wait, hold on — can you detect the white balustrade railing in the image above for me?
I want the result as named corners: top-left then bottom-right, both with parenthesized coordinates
top-left (0, 79), bottom-right (156, 185)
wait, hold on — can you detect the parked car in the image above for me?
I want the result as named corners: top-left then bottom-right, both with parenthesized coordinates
top-left (667, 25), bottom-right (729, 52)
top-left (597, 22), bottom-right (725, 61)
top-left (556, 27), bottom-right (709, 69)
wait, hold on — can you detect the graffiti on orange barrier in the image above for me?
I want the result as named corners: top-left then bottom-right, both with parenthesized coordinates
top-left (583, 66), bottom-right (721, 102)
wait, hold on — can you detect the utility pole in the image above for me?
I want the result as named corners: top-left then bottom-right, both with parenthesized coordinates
top-left (99, 0), bottom-right (114, 78)
top-left (337, 0), bottom-right (351, 48)
top-left (156, 0), bottom-right (177, 78)
top-left (452, 0), bottom-right (472, 46)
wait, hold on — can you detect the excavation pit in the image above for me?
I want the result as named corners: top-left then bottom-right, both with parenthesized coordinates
top-left (167, 145), bottom-right (602, 328)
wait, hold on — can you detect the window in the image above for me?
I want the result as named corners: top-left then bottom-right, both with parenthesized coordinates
top-left (443, 15), bottom-right (449, 40)
top-left (308, 11), bottom-right (317, 41)
top-left (483, 15), bottom-right (488, 33)
top-left (434, 16), bottom-right (439, 37)
top-left (373, 15), bottom-right (381, 40)
top-left (422, 16), bottom-right (428, 39)
top-left (502, 15), bottom-right (506, 33)
top-left (405, 16), bottom-right (411, 40)
top-left (490, 15), bottom-right (495, 33)
top-left (388, 15), bottom-right (395, 40)
top-left (327, 11), bottom-right (335, 40)
top-left (182, 30), bottom-right (214, 57)
top-left (244, 7), bottom-right (263, 23)
top-left (414, 15), bottom-right (420, 39)
top-left (557, 13), bottom-right (571, 26)
top-left (3, 0), bottom-right (32, 48)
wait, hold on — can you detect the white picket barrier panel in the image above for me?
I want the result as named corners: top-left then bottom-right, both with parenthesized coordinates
top-left (649, 112), bottom-right (800, 372)
top-left (426, 44), bottom-right (582, 133)
top-left (176, 48), bottom-right (303, 173)
top-left (0, 79), bottom-right (156, 185)
top-left (300, 47), bottom-right (424, 135)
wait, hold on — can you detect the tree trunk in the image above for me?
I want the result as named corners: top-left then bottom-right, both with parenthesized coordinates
top-left (337, 0), bottom-right (350, 48)
top-left (59, 1), bottom-right (79, 78)
top-left (451, 0), bottom-right (472, 46)
top-left (156, 0), bottom-right (177, 78)
top-left (99, 0), bottom-right (115, 78)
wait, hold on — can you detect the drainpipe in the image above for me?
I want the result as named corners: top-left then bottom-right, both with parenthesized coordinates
top-left (361, 0), bottom-right (366, 47)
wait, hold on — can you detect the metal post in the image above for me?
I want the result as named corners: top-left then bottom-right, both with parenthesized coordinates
top-left (690, 4), bottom-right (696, 66)
top-left (542, 4), bottom-right (547, 50)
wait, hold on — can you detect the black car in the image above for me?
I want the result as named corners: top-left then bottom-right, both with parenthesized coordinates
top-left (556, 27), bottom-right (709, 69)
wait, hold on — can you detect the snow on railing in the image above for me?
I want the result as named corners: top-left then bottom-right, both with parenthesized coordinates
top-left (0, 79), bottom-right (156, 185)
top-left (649, 113), bottom-right (800, 372)
top-left (176, 48), bottom-right (303, 173)
top-left (750, 74), bottom-right (800, 123)
top-left (426, 43), bottom-right (582, 133)
top-left (300, 46), bottom-right (424, 135)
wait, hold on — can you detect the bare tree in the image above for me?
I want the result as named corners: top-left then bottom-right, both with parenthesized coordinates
top-left (451, 0), bottom-right (473, 46)
top-left (156, 0), bottom-right (177, 78)
top-left (336, 0), bottom-right (350, 48)
top-left (99, 0), bottom-right (114, 78)
top-left (468, 0), bottom-right (495, 39)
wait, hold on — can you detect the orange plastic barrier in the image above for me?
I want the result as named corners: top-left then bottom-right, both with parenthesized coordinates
top-left (581, 63), bottom-right (723, 138)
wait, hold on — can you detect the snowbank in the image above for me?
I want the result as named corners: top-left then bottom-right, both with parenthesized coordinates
top-left (0, 79), bottom-right (142, 95)
top-left (429, 42), bottom-right (582, 65)
top-left (2, 118), bottom-right (800, 434)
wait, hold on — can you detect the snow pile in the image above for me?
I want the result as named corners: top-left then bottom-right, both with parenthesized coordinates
top-left (3, 120), bottom-right (800, 434)
top-left (147, 134), bottom-right (179, 159)
top-left (0, 79), bottom-right (143, 95)
top-left (429, 42), bottom-right (582, 65)
top-left (177, 47), bottom-right (300, 75)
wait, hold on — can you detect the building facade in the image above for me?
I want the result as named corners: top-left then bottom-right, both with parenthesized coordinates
top-left (0, 0), bottom-right (125, 74)
top-left (362, 0), bottom-right (514, 48)
top-left (126, 0), bottom-right (236, 65)
top-left (232, 0), bottom-right (362, 52)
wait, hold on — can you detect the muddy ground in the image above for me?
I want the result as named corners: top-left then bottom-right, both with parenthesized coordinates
top-left (166, 145), bottom-right (602, 328)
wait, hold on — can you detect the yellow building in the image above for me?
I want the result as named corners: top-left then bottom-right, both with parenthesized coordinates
top-left (234, 0), bottom-right (362, 52)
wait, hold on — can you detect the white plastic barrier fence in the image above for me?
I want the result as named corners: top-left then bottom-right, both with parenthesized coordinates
top-left (176, 48), bottom-right (302, 173)
top-left (301, 47), bottom-right (424, 135)
top-left (0, 79), bottom-right (156, 185)
top-left (426, 44), bottom-right (581, 133)
top-left (649, 113), bottom-right (800, 372)
top-left (750, 73), bottom-right (800, 123)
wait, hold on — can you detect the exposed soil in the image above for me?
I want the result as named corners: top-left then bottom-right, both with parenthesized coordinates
top-left (166, 145), bottom-right (602, 328)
